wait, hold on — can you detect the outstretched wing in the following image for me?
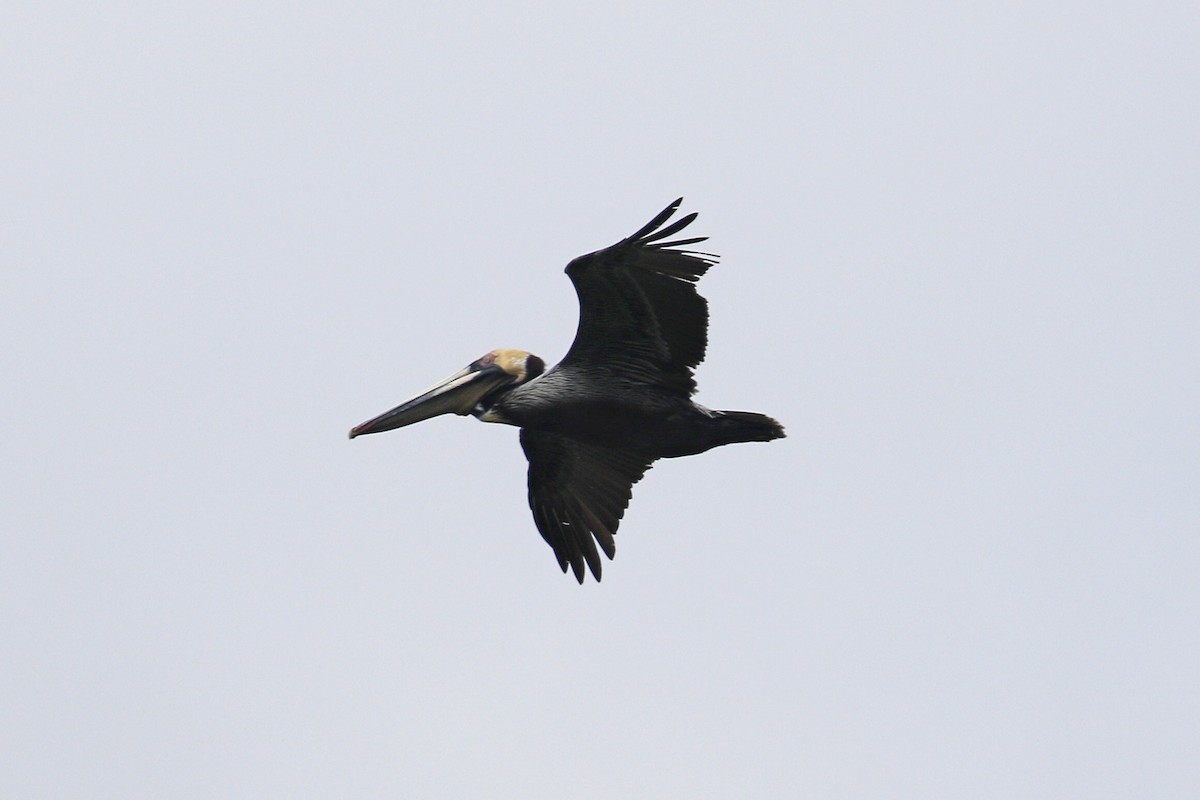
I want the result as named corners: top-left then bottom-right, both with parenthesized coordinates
top-left (558, 198), bottom-right (716, 396)
top-left (520, 429), bottom-right (655, 583)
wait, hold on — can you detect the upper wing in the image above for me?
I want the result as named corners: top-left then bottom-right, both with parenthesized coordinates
top-left (558, 199), bottom-right (716, 396)
top-left (520, 429), bottom-right (655, 583)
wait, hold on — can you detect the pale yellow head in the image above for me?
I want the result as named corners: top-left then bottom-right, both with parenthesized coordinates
top-left (474, 349), bottom-right (545, 384)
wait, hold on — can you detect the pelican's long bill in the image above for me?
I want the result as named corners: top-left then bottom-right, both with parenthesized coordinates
top-left (348, 361), bottom-right (514, 439)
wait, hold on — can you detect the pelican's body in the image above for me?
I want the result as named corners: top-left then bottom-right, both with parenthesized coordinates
top-left (351, 199), bottom-right (784, 582)
top-left (487, 373), bottom-right (770, 458)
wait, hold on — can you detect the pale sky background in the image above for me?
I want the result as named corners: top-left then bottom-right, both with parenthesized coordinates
top-left (2, 3), bottom-right (1197, 798)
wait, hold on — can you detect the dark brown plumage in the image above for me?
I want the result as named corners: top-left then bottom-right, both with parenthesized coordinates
top-left (350, 199), bottom-right (784, 582)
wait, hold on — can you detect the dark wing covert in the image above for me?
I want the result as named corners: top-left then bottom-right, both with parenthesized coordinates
top-left (520, 429), bottom-right (655, 583)
top-left (559, 198), bottom-right (716, 396)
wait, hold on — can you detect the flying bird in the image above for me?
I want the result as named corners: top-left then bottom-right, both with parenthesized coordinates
top-left (350, 199), bottom-right (785, 582)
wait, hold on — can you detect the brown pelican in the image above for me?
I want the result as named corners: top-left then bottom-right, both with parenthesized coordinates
top-left (350, 199), bottom-right (785, 582)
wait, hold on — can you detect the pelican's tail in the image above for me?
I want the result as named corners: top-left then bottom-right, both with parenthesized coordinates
top-left (714, 410), bottom-right (786, 445)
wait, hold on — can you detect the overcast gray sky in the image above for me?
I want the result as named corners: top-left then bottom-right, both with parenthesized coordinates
top-left (3, 2), bottom-right (1197, 798)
